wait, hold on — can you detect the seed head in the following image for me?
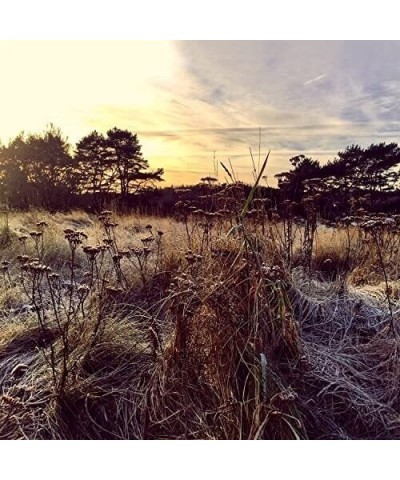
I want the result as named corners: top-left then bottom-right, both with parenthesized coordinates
top-left (83, 245), bottom-right (100, 260)
top-left (77, 284), bottom-right (90, 299)
top-left (105, 286), bottom-right (123, 296)
top-left (36, 221), bottom-right (49, 229)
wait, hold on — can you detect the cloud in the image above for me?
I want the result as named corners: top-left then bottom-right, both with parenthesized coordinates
top-left (304, 74), bottom-right (327, 86)
top-left (3, 41), bottom-right (400, 185)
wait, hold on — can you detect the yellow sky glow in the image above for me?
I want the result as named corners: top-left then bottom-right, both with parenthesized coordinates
top-left (2, 41), bottom-right (399, 186)
top-left (0, 41), bottom-right (291, 186)
top-left (0, 41), bottom-right (201, 184)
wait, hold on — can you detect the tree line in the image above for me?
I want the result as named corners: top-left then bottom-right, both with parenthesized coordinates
top-left (1, 124), bottom-right (400, 216)
top-left (275, 143), bottom-right (400, 217)
top-left (0, 125), bottom-right (164, 210)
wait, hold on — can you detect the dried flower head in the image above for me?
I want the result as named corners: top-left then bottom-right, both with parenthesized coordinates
top-left (36, 221), bottom-right (49, 229)
top-left (77, 284), bottom-right (90, 299)
top-left (141, 236), bottom-right (154, 246)
top-left (105, 286), bottom-right (124, 296)
top-left (83, 245), bottom-right (100, 260)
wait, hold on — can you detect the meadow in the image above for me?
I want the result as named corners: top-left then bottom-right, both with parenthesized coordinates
top-left (0, 183), bottom-right (400, 440)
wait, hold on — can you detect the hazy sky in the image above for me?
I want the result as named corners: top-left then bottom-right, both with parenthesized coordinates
top-left (1, 40), bottom-right (400, 186)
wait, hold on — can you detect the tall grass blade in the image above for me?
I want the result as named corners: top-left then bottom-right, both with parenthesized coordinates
top-left (240, 151), bottom-right (270, 219)
top-left (220, 161), bottom-right (234, 183)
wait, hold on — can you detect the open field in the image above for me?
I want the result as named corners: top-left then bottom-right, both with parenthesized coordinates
top-left (0, 203), bottom-right (400, 439)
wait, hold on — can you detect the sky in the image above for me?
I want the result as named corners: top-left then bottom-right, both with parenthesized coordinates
top-left (1, 40), bottom-right (400, 186)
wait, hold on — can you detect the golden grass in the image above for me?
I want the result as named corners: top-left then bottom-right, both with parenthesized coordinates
top-left (0, 208), bottom-right (399, 439)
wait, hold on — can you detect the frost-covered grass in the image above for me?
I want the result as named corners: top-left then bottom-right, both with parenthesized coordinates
top-left (0, 207), bottom-right (399, 439)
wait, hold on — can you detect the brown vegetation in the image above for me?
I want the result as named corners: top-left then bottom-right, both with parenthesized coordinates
top-left (0, 180), bottom-right (400, 439)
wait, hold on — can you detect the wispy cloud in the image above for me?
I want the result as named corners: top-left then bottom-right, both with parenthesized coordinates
top-left (304, 73), bottom-right (327, 86)
top-left (2, 41), bottom-right (400, 185)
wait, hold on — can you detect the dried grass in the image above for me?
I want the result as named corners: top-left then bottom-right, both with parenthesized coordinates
top-left (0, 208), bottom-right (399, 439)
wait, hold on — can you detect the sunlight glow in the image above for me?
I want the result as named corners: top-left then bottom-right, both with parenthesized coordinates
top-left (0, 41), bottom-right (189, 183)
top-left (2, 41), bottom-right (400, 186)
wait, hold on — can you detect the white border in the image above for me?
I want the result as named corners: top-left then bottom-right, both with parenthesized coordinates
top-left (2, 440), bottom-right (399, 479)
top-left (1, 1), bottom-right (399, 40)
top-left (1, 1), bottom-right (398, 475)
